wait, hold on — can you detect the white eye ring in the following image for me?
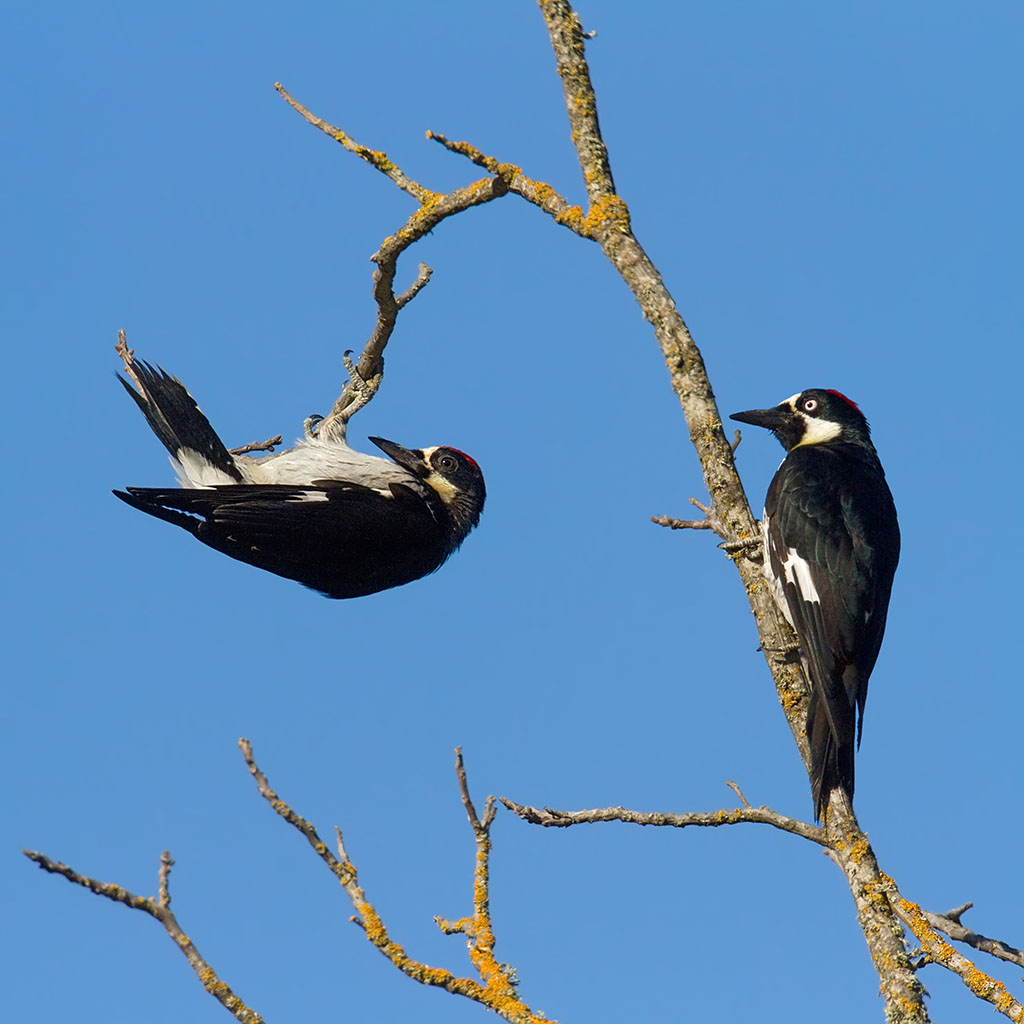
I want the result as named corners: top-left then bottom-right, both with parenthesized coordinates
top-left (803, 398), bottom-right (818, 412)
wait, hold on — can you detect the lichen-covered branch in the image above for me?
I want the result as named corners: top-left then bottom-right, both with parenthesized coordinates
top-left (500, 794), bottom-right (826, 845)
top-left (23, 848), bottom-right (263, 1024)
top-left (882, 874), bottom-right (1024, 1021)
top-left (239, 739), bottom-right (552, 1024)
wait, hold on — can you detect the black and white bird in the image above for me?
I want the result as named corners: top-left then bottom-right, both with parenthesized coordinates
top-left (730, 389), bottom-right (899, 820)
top-left (114, 356), bottom-right (485, 599)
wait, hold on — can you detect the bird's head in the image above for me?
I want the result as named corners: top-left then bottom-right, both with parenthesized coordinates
top-left (369, 437), bottom-right (486, 538)
top-left (730, 389), bottom-right (873, 452)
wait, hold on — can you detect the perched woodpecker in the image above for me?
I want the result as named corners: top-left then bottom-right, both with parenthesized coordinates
top-left (114, 356), bottom-right (485, 599)
top-left (730, 389), bottom-right (899, 820)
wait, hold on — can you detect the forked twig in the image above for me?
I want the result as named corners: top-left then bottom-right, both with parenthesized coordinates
top-left (23, 848), bottom-right (263, 1024)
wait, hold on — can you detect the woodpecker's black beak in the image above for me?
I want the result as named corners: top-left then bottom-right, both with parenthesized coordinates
top-left (729, 405), bottom-right (790, 431)
top-left (369, 436), bottom-right (428, 476)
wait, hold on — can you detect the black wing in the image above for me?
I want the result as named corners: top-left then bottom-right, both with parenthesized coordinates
top-left (765, 445), bottom-right (899, 816)
top-left (114, 481), bottom-right (450, 598)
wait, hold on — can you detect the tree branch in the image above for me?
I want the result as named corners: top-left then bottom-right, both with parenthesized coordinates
top-left (23, 848), bottom-right (263, 1024)
top-left (239, 739), bottom-right (551, 1024)
top-left (500, 793), bottom-right (826, 846)
top-left (883, 874), bottom-right (1024, 1021)
top-left (274, 84), bottom-right (510, 442)
top-left (921, 904), bottom-right (1024, 970)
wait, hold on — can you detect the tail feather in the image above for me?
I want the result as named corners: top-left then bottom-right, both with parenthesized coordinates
top-left (118, 361), bottom-right (242, 482)
top-left (807, 690), bottom-right (856, 821)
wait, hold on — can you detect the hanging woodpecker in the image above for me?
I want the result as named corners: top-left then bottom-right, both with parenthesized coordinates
top-left (114, 354), bottom-right (485, 599)
top-left (730, 389), bottom-right (899, 820)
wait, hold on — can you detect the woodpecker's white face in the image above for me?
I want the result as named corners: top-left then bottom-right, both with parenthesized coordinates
top-left (731, 389), bottom-right (872, 453)
top-left (781, 393), bottom-right (843, 447)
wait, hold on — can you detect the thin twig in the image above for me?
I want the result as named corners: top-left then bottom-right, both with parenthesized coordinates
top-left (650, 515), bottom-right (714, 531)
top-left (229, 435), bottom-right (283, 456)
top-left (396, 263), bottom-right (433, 309)
top-left (23, 849), bottom-right (263, 1024)
top-left (726, 780), bottom-right (751, 809)
top-left (158, 850), bottom-right (173, 908)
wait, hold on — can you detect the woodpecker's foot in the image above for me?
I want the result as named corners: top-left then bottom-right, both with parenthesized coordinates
top-left (340, 350), bottom-right (382, 420)
top-left (304, 414), bottom-right (324, 440)
top-left (759, 640), bottom-right (802, 661)
top-left (719, 536), bottom-right (762, 560)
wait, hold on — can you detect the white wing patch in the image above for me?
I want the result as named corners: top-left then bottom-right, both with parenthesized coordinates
top-left (782, 547), bottom-right (821, 603)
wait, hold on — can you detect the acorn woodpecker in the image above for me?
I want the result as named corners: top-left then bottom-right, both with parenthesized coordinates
top-left (730, 389), bottom-right (899, 820)
top-left (114, 357), bottom-right (485, 599)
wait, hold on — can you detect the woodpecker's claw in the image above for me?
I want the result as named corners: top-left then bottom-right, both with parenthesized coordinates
top-left (340, 350), bottom-right (382, 418)
top-left (719, 536), bottom-right (762, 558)
top-left (304, 414), bottom-right (324, 439)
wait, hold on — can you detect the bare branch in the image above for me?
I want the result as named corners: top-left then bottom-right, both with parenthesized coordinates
top-left (500, 797), bottom-right (826, 846)
top-left (158, 849), bottom-right (173, 908)
top-left (228, 435), bottom-right (283, 456)
top-left (651, 496), bottom-right (732, 540)
top-left (23, 849), bottom-right (263, 1024)
top-left (726, 780), bottom-right (751, 809)
top-left (650, 514), bottom-right (715, 531)
top-left (454, 745), bottom-right (484, 830)
top-left (920, 904), bottom-right (1024, 971)
top-left (396, 263), bottom-right (433, 309)
top-left (239, 739), bottom-right (551, 1024)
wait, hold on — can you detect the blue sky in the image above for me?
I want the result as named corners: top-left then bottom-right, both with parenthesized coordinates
top-left (4, 2), bottom-right (1022, 1022)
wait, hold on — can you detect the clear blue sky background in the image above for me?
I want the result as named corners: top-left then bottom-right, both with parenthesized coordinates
top-left (4, 3), bottom-right (1022, 1022)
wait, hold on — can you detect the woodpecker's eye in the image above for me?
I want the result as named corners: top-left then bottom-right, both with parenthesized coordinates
top-left (802, 398), bottom-right (818, 413)
top-left (436, 453), bottom-right (459, 474)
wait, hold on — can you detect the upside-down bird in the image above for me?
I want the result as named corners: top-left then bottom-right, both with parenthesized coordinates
top-left (730, 389), bottom-right (899, 819)
top-left (114, 354), bottom-right (485, 599)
